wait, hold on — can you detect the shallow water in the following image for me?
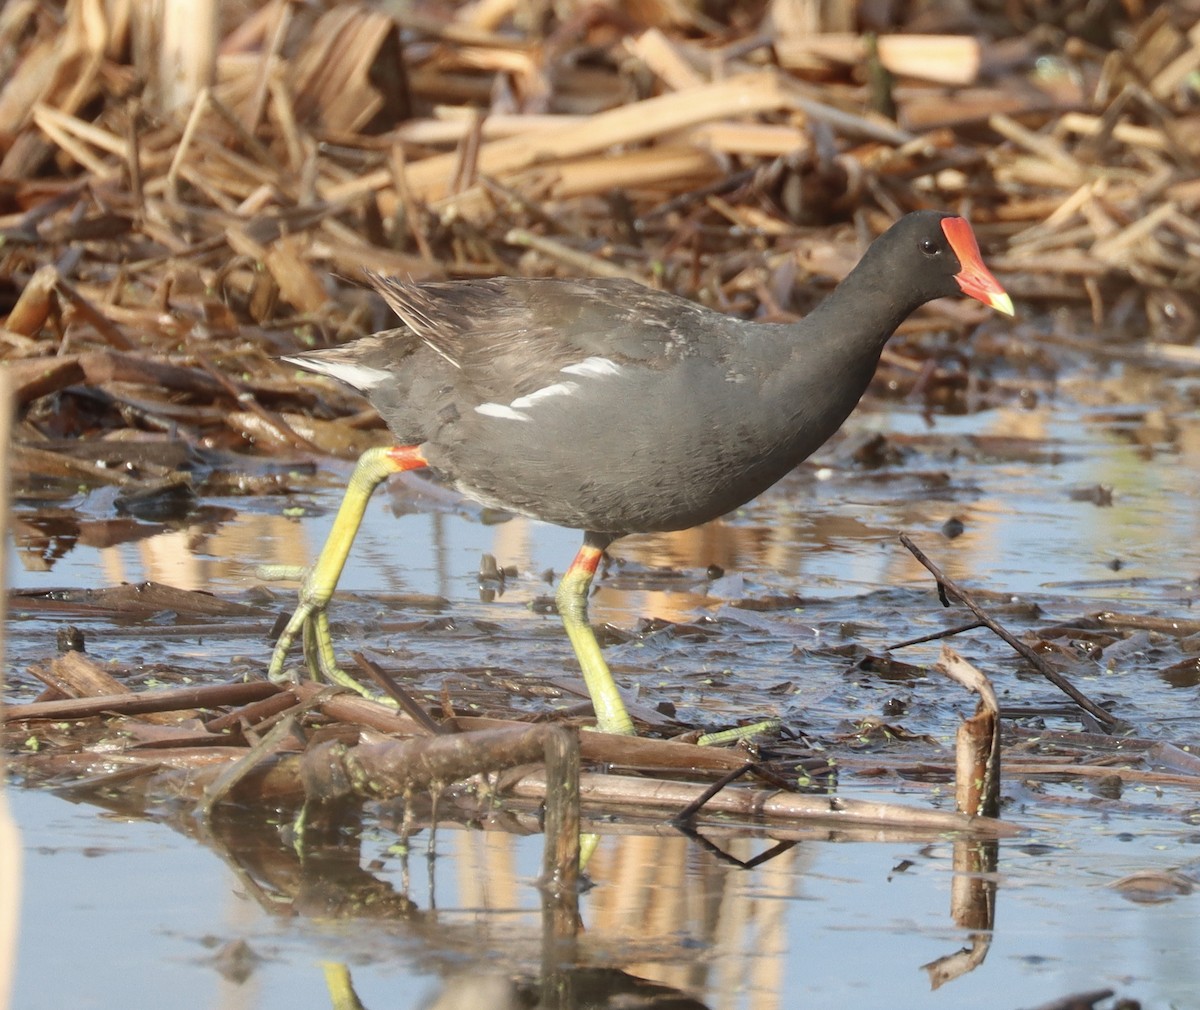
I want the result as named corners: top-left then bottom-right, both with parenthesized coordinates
top-left (7, 364), bottom-right (1200, 1008)
top-left (11, 786), bottom-right (1200, 1009)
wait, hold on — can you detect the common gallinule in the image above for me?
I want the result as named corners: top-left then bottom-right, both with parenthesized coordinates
top-left (268, 210), bottom-right (1012, 735)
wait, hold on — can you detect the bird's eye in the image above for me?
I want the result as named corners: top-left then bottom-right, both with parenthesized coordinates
top-left (920, 239), bottom-right (939, 256)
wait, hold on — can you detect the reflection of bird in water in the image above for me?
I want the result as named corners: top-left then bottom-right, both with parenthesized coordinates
top-left (420, 967), bottom-right (711, 1010)
top-left (421, 973), bottom-right (524, 1010)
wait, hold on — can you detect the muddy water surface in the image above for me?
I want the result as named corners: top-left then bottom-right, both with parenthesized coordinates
top-left (7, 361), bottom-right (1200, 1009)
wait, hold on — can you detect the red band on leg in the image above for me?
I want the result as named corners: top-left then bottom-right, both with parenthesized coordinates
top-left (569, 544), bottom-right (604, 577)
top-left (387, 445), bottom-right (429, 471)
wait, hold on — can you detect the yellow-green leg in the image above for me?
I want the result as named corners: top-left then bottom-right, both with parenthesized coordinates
top-left (268, 444), bottom-right (428, 695)
top-left (556, 534), bottom-right (635, 736)
top-left (558, 534), bottom-right (776, 746)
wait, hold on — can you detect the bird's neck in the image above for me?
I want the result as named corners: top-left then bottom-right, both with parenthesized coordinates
top-left (799, 246), bottom-right (927, 357)
top-left (760, 246), bottom-right (930, 461)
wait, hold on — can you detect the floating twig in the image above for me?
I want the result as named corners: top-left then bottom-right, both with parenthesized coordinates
top-left (4, 680), bottom-right (283, 722)
top-left (670, 761), bottom-right (757, 824)
top-left (888, 619), bottom-right (986, 650)
top-left (351, 652), bottom-right (442, 735)
top-left (899, 534), bottom-right (1119, 729)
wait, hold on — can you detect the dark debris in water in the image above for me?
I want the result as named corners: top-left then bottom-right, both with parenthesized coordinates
top-left (9, 580), bottom-right (266, 620)
top-left (6, 565), bottom-right (1200, 825)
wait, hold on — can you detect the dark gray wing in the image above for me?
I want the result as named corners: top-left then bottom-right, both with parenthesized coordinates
top-left (367, 274), bottom-right (734, 401)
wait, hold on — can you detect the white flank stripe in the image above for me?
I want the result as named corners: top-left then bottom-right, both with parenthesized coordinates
top-left (560, 356), bottom-right (622, 378)
top-left (510, 381), bottom-right (578, 409)
top-left (283, 356), bottom-right (392, 391)
top-left (475, 402), bottom-right (531, 422)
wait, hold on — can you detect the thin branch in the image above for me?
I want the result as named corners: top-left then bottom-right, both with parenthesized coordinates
top-left (888, 619), bottom-right (986, 650)
top-left (352, 652), bottom-right (443, 735)
top-left (899, 534), bottom-right (1119, 729)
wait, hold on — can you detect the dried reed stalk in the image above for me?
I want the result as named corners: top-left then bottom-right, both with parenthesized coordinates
top-left (0, 366), bottom-right (20, 1004)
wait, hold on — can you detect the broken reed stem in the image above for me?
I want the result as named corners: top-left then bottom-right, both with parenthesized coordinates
top-left (0, 367), bottom-right (19, 1004)
top-left (193, 352), bottom-right (326, 455)
top-left (195, 714), bottom-right (301, 821)
top-left (538, 726), bottom-right (582, 999)
top-left (540, 725), bottom-right (580, 934)
top-left (937, 645), bottom-right (1001, 819)
top-left (352, 652), bottom-right (442, 735)
top-left (510, 769), bottom-right (1018, 837)
top-left (898, 534), bottom-right (1119, 729)
top-left (299, 724), bottom-right (558, 802)
top-left (3, 680), bottom-right (283, 722)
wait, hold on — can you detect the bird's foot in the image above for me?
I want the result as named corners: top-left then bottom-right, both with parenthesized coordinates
top-left (263, 446), bottom-right (430, 700)
top-left (694, 718), bottom-right (780, 747)
top-left (267, 587), bottom-right (376, 698)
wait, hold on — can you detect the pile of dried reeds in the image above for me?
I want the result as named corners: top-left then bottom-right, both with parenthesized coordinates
top-left (4, 2), bottom-right (1200, 390)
